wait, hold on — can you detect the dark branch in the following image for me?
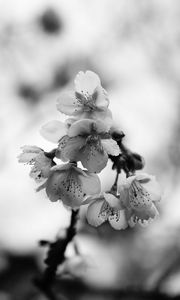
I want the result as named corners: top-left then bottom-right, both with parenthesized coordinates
top-left (34, 209), bottom-right (79, 299)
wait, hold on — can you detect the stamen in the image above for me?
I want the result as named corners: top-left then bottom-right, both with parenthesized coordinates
top-left (75, 91), bottom-right (97, 111)
top-left (108, 208), bottom-right (120, 222)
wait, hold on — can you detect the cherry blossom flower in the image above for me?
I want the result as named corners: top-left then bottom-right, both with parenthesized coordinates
top-left (56, 70), bottom-right (112, 125)
top-left (56, 119), bottom-right (120, 173)
top-left (38, 163), bottom-right (101, 209)
top-left (18, 145), bottom-right (55, 182)
top-left (118, 173), bottom-right (161, 227)
top-left (86, 193), bottom-right (128, 230)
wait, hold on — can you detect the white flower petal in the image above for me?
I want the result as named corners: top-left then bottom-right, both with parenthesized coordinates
top-left (68, 119), bottom-right (94, 137)
top-left (34, 153), bottom-right (53, 178)
top-left (36, 181), bottom-right (47, 192)
top-left (136, 204), bottom-right (159, 221)
top-left (18, 152), bottom-right (38, 163)
top-left (29, 165), bottom-right (43, 183)
top-left (68, 119), bottom-right (110, 138)
top-left (65, 118), bottom-right (77, 128)
top-left (87, 199), bottom-right (106, 227)
top-left (82, 194), bottom-right (102, 205)
top-left (20, 145), bottom-right (42, 153)
top-left (94, 86), bottom-right (109, 108)
top-left (79, 172), bottom-right (101, 196)
top-left (129, 180), bottom-right (152, 209)
top-left (108, 209), bottom-right (128, 230)
top-left (80, 143), bottom-right (108, 173)
top-left (128, 215), bottom-right (137, 228)
top-left (46, 164), bottom-right (99, 208)
top-left (40, 120), bottom-right (67, 143)
top-left (90, 109), bottom-right (112, 128)
top-left (50, 163), bottom-right (72, 172)
top-left (59, 174), bottom-right (84, 208)
top-left (126, 175), bottom-right (137, 186)
top-left (94, 119), bottom-right (110, 133)
top-left (58, 136), bottom-right (85, 161)
top-left (46, 170), bottom-right (65, 202)
top-left (101, 139), bottom-right (120, 156)
top-left (46, 167), bottom-right (84, 207)
top-left (140, 177), bottom-right (161, 202)
top-left (55, 136), bottom-right (70, 161)
top-left (75, 71), bottom-right (101, 95)
top-left (135, 173), bottom-right (152, 181)
top-left (56, 91), bottom-right (83, 116)
top-left (119, 185), bottom-right (131, 208)
top-left (18, 145), bottom-right (42, 163)
top-left (103, 193), bottom-right (122, 208)
top-left (131, 173), bottom-right (161, 202)
top-left (73, 109), bottom-right (113, 129)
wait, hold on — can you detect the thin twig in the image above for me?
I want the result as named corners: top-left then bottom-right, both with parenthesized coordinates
top-left (111, 171), bottom-right (120, 192)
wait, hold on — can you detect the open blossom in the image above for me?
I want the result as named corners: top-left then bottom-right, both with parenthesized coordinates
top-left (119, 173), bottom-right (161, 227)
top-left (56, 70), bottom-right (112, 125)
top-left (86, 193), bottom-right (128, 230)
top-left (56, 119), bottom-right (120, 173)
top-left (40, 118), bottom-right (120, 173)
top-left (18, 145), bottom-right (55, 182)
top-left (38, 163), bottom-right (101, 209)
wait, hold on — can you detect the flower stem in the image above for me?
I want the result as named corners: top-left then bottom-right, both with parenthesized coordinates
top-left (35, 209), bottom-right (79, 299)
top-left (114, 171), bottom-right (119, 187)
top-left (111, 171), bottom-right (120, 192)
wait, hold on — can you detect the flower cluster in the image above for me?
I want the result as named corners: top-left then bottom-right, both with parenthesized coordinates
top-left (18, 70), bottom-right (162, 229)
top-left (86, 173), bottom-right (161, 229)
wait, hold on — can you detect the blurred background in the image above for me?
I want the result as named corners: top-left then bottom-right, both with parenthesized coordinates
top-left (1, 0), bottom-right (180, 299)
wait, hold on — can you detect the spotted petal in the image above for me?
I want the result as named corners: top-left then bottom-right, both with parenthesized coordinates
top-left (75, 71), bottom-right (101, 95)
top-left (46, 164), bottom-right (100, 208)
top-left (29, 153), bottom-right (54, 182)
top-left (40, 121), bottom-right (67, 143)
top-left (129, 180), bottom-right (152, 209)
top-left (18, 145), bottom-right (42, 163)
top-left (46, 167), bottom-right (82, 207)
top-left (46, 169), bottom-right (65, 202)
top-left (108, 209), bottom-right (128, 230)
top-left (136, 174), bottom-right (161, 202)
top-left (87, 199), bottom-right (107, 227)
